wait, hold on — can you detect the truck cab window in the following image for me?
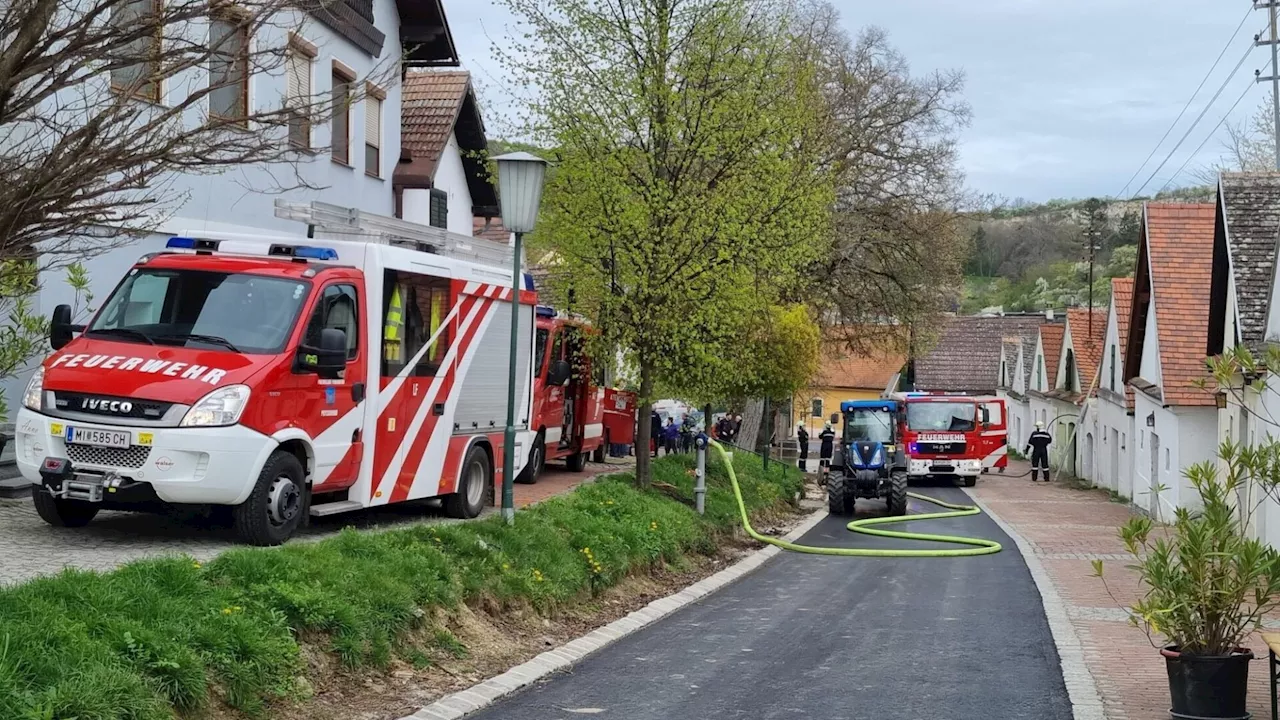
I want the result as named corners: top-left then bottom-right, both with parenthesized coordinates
top-left (535, 328), bottom-right (550, 378)
top-left (304, 284), bottom-right (359, 359)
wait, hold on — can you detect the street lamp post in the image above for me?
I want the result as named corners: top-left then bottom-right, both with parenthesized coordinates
top-left (494, 152), bottom-right (548, 524)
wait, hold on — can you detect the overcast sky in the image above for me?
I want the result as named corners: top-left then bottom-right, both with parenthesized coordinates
top-left (445, 0), bottom-right (1269, 203)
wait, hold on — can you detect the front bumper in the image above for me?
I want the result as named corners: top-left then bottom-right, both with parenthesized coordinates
top-left (907, 457), bottom-right (982, 477)
top-left (14, 408), bottom-right (275, 505)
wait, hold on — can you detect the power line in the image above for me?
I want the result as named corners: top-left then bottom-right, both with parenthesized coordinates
top-left (1113, 6), bottom-right (1254, 199)
top-left (1130, 35), bottom-right (1260, 199)
top-left (1158, 79), bottom-right (1256, 194)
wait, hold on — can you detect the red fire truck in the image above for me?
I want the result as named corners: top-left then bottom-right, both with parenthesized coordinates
top-left (12, 202), bottom-right (543, 545)
top-left (889, 392), bottom-right (1008, 486)
top-left (518, 308), bottom-right (636, 483)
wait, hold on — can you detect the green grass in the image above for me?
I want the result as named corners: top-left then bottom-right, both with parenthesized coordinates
top-left (0, 452), bottom-right (800, 719)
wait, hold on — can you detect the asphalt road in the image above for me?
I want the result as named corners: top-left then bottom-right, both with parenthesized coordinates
top-left (468, 483), bottom-right (1073, 720)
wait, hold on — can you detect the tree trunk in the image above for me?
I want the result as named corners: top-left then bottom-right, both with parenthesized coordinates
top-left (737, 399), bottom-right (763, 452)
top-left (635, 361), bottom-right (654, 488)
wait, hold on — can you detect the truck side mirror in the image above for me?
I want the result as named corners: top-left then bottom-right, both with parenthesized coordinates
top-left (50, 304), bottom-right (79, 350)
top-left (298, 328), bottom-right (347, 379)
top-left (548, 359), bottom-right (572, 386)
top-left (981, 407), bottom-right (991, 428)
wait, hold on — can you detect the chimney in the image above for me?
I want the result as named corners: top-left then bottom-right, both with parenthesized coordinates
top-left (1045, 309), bottom-right (1054, 321)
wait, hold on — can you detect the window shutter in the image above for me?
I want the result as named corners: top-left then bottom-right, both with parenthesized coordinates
top-left (365, 97), bottom-right (381, 148)
top-left (286, 52), bottom-right (306, 103)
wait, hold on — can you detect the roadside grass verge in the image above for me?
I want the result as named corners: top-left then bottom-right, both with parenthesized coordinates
top-left (0, 451), bottom-right (801, 719)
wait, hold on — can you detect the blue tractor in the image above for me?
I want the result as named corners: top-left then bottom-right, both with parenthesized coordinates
top-left (828, 400), bottom-right (908, 516)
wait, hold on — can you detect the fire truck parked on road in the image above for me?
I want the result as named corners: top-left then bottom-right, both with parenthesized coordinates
top-left (13, 202), bottom-right (538, 545)
top-left (888, 392), bottom-right (1008, 486)
top-left (518, 308), bottom-right (636, 484)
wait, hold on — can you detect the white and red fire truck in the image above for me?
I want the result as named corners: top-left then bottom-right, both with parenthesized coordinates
top-left (889, 392), bottom-right (1008, 486)
top-left (519, 307), bottom-right (636, 484)
top-left (12, 202), bottom-right (543, 545)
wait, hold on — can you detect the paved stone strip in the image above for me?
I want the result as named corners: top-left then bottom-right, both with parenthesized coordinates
top-left (398, 507), bottom-right (830, 720)
top-left (964, 488), bottom-right (1108, 720)
top-left (1038, 553), bottom-right (1136, 561)
top-left (1068, 606), bottom-right (1133, 623)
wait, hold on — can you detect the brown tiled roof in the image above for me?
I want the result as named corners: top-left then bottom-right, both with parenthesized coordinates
top-left (1110, 277), bottom-right (1136, 408)
top-left (1039, 324), bottom-right (1064, 389)
top-left (915, 315), bottom-right (1049, 394)
top-left (812, 339), bottom-right (906, 392)
top-left (401, 71), bottom-right (471, 180)
top-left (1218, 173), bottom-right (1280, 345)
top-left (1145, 203), bottom-right (1216, 406)
top-left (472, 217), bottom-right (511, 243)
top-left (1066, 308), bottom-right (1107, 397)
top-left (999, 339), bottom-right (1021, 388)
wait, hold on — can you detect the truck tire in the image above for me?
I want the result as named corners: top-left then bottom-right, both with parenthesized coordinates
top-left (592, 432), bottom-right (608, 463)
top-left (233, 450), bottom-right (306, 546)
top-left (827, 473), bottom-right (854, 516)
top-left (566, 451), bottom-right (587, 472)
top-left (516, 434), bottom-right (544, 485)
top-left (32, 491), bottom-right (99, 528)
top-left (963, 476), bottom-right (976, 488)
top-left (445, 445), bottom-right (491, 519)
top-left (887, 474), bottom-right (908, 516)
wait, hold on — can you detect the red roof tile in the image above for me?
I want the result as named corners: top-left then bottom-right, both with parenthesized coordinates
top-left (814, 343), bottom-right (906, 391)
top-left (1145, 203), bottom-right (1216, 406)
top-left (1040, 324), bottom-right (1064, 389)
top-left (401, 71), bottom-right (471, 181)
top-left (472, 217), bottom-right (511, 243)
top-left (1066, 308), bottom-right (1108, 396)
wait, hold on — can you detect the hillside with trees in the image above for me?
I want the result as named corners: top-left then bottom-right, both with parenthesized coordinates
top-left (959, 186), bottom-right (1213, 313)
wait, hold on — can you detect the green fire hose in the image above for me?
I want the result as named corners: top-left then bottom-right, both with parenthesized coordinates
top-left (712, 440), bottom-right (1002, 557)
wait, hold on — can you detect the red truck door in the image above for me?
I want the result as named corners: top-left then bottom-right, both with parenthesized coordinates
top-left (980, 399), bottom-right (1008, 471)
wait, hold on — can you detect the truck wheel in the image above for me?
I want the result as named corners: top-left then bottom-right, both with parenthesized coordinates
top-left (887, 474), bottom-right (908, 516)
top-left (445, 445), bottom-right (491, 519)
top-left (233, 450), bottom-right (306, 546)
top-left (566, 451), bottom-right (587, 472)
top-left (516, 434), bottom-right (544, 485)
top-left (32, 491), bottom-right (99, 528)
top-left (592, 432), bottom-right (608, 464)
top-left (827, 473), bottom-right (851, 515)
top-left (963, 476), bottom-right (976, 488)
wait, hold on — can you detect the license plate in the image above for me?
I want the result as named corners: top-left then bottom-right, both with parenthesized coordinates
top-left (65, 426), bottom-right (131, 449)
top-left (932, 465), bottom-right (954, 472)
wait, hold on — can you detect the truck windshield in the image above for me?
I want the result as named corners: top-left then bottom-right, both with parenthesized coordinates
top-left (906, 402), bottom-right (977, 432)
top-left (87, 268), bottom-right (310, 354)
top-left (844, 409), bottom-right (894, 444)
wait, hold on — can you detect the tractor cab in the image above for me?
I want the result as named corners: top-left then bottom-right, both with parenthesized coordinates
top-left (839, 400), bottom-right (904, 472)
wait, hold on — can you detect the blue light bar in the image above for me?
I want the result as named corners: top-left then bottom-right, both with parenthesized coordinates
top-left (166, 237), bottom-right (197, 249)
top-left (523, 272), bottom-right (536, 291)
top-left (292, 245), bottom-right (339, 261)
top-left (535, 306), bottom-right (556, 318)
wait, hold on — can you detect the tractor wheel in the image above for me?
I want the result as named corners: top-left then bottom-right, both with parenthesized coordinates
top-left (887, 474), bottom-right (908, 516)
top-left (827, 473), bottom-right (850, 515)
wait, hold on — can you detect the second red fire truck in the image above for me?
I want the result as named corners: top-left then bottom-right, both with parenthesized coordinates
top-left (888, 392), bottom-right (1008, 486)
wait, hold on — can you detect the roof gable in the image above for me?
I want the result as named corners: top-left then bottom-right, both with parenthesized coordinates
top-left (397, 71), bottom-right (499, 215)
top-left (1128, 202), bottom-right (1216, 406)
top-left (1104, 278), bottom-right (1136, 409)
top-left (1215, 173), bottom-right (1280, 346)
top-left (1065, 307), bottom-right (1107, 396)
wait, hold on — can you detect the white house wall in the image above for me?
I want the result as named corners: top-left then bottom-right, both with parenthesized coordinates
top-left (436, 134), bottom-right (476, 237)
top-left (1175, 406), bottom-right (1217, 513)
top-left (1097, 396), bottom-right (1132, 498)
top-left (1101, 303), bottom-right (1123, 396)
top-left (1132, 392), bottom-right (1179, 518)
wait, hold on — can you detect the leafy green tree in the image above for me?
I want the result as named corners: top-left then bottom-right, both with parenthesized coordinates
top-left (1, 262), bottom-right (91, 421)
top-left (712, 304), bottom-right (821, 402)
top-left (498, 0), bottom-right (833, 486)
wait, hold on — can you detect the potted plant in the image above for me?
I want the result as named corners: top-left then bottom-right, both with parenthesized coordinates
top-left (1099, 440), bottom-right (1280, 719)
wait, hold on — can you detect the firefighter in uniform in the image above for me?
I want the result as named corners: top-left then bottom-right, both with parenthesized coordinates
top-left (1024, 421), bottom-right (1053, 482)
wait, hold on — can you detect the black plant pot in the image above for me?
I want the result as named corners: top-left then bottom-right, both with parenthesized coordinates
top-left (1162, 645), bottom-right (1254, 720)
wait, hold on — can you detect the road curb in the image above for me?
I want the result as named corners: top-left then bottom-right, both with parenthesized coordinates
top-left (964, 488), bottom-right (1107, 720)
top-left (397, 506), bottom-right (829, 720)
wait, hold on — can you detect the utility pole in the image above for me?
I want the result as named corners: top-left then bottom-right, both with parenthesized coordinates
top-left (1083, 199), bottom-right (1105, 339)
top-left (1256, 0), bottom-right (1280, 169)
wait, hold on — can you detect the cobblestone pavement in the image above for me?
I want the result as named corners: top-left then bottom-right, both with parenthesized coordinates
top-left (0, 457), bottom-right (631, 586)
top-left (971, 460), bottom-right (1273, 720)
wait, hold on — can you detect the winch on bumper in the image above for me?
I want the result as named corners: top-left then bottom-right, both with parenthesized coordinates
top-left (14, 409), bottom-right (276, 506)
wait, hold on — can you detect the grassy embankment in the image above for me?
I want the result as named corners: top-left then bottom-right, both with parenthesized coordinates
top-left (0, 451), bottom-right (802, 719)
